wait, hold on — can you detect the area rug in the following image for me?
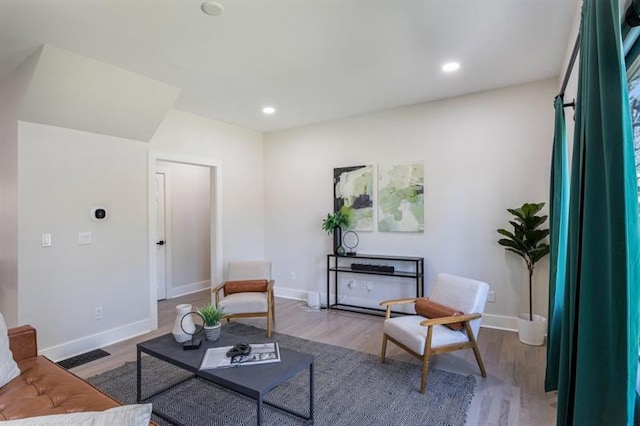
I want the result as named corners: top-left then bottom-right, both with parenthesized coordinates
top-left (89, 323), bottom-right (475, 426)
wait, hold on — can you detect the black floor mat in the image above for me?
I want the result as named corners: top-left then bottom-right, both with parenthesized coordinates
top-left (57, 349), bottom-right (110, 369)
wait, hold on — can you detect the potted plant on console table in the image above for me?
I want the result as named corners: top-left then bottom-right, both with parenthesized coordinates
top-left (197, 304), bottom-right (226, 342)
top-left (321, 210), bottom-right (350, 255)
top-left (497, 202), bottom-right (550, 346)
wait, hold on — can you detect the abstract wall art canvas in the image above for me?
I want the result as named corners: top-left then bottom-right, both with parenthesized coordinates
top-left (378, 161), bottom-right (424, 232)
top-left (334, 165), bottom-right (374, 231)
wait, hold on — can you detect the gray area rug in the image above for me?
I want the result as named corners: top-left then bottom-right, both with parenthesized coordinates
top-left (89, 323), bottom-right (475, 426)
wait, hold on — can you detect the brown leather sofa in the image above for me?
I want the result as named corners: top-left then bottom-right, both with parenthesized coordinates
top-left (0, 325), bottom-right (154, 423)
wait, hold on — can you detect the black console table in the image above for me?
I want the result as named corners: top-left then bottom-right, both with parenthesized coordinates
top-left (326, 254), bottom-right (424, 316)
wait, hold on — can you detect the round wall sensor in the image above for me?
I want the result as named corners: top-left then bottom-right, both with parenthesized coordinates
top-left (91, 206), bottom-right (108, 222)
top-left (201, 1), bottom-right (224, 16)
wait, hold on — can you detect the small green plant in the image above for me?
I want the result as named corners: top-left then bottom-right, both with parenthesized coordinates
top-left (497, 202), bottom-right (550, 321)
top-left (197, 304), bottom-right (226, 327)
top-left (321, 210), bottom-right (350, 235)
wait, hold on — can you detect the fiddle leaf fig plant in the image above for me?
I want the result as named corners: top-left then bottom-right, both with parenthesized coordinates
top-left (497, 202), bottom-right (550, 321)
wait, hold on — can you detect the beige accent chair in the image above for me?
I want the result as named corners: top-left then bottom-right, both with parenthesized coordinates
top-left (380, 273), bottom-right (489, 393)
top-left (212, 260), bottom-right (275, 337)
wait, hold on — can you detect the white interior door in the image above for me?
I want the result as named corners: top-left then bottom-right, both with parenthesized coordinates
top-left (155, 173), bottom-right (167, 300)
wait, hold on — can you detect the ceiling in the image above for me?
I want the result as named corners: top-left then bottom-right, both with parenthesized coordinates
top-left (0, 0), bottom-right (579, 133)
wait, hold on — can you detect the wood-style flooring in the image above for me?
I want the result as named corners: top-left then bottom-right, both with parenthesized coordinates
top-left (72, 290), bottom-right (556, 426)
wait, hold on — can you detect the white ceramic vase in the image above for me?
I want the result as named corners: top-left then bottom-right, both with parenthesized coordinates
top-left (171, 303), bottom-right (196, 343)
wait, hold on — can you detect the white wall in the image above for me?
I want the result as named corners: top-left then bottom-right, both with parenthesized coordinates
top-left (12, 108), bottom-right (265, 359)
top-left (10, 107), bottom-right (264, 359)
top-left (17, 122), bottom-right (150, 356)
top-left (0, 51), bottom-right (39, 326)
top-left (150, 109), bottom-right (266, 280)
top-left (157, 161), bottom-right (211, 297)
top-left (264, 79), bottom-right (556, 329)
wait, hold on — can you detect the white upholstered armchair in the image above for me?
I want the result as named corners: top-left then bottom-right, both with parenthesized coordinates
top-left (380, 273), bottom-right (489, 393)
top-left (212, 260), bottom-right (275, 337)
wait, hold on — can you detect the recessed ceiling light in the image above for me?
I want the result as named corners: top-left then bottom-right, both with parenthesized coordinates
top-left (201, 1), bottom-right (224, 16)
top-left (442, 62), bottom-right (460, 72)
top-left (262, 106), bottom-right (276, 115)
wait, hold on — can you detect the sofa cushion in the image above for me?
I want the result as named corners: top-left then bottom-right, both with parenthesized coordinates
top-left (0, 313), bottom-right (20, 388)
top-left (0, 356), bottom-right (120, 421)
top-left (0, 403), bottom-right (152, 425)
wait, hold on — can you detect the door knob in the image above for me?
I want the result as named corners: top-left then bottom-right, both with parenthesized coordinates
top-left (156, 240), bottom-right (165, 246)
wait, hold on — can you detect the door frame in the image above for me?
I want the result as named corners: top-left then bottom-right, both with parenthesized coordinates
top-left (154, 165), bottom-right (171, 300)
top-left (148, 151), bottom-right (223, 329)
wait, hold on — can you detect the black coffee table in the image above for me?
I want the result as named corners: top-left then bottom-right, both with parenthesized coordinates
top-left (136, 332), bottom-right (314, 425)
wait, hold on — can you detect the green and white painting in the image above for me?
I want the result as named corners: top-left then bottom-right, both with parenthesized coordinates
top-left (378, 162), bottom-right (424, 232)
top-left (334, 165), bottom-right (373, 231)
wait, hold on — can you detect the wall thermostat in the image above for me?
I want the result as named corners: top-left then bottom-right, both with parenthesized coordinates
top-left (91, 206), bottom-right (108, 222)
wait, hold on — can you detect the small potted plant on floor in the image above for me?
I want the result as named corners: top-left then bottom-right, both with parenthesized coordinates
top-left (197, 304), bottom-right (226, 342)
top-left (497, 202), bottom-right (550, 346)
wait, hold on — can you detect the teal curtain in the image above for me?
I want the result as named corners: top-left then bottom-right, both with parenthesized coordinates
top-left (555, 0), bottom-right (640, 424)
top-left (545, 95), bottom-right (569, 393)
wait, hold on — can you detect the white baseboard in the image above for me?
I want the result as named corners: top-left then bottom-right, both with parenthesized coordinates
top-left (274, 285), bottom-right (519, 332)
top-left (167, 280), bottom-right (211, 299)
top-left (274, 288), bottom-right (331, 308)
top-left (40, 319), bottom-right (154, 362)
top-left (41, 289), bottom-right (519, 362)
top-left (274, 287), bottom-right (309, 301)
top-left (480, 313), bottom-right (518, 332)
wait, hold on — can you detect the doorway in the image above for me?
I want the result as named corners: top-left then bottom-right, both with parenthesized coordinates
top-left (148, 152), bottom-right (223, 329)
top-left (155, 171), bottom-right (167, 300)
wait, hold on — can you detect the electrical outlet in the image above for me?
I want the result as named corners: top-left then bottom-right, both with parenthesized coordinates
top-left (487, 291), bottom-right (496, 303)
top-left (95, 306), bottom-right (103, 320)
top-left (42, 233), bottom-right (52, 247)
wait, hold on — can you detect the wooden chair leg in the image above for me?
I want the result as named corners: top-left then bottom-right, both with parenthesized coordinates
top-left (381, 334), bottom-right (388, 363)
top-left (420, 352), bottom-right (431, 394)
top-left (472, 342), bottom-right (486, 377)
top-left (271, 293), bottom-right (276, 322)
top-left (465, 322), bottom-right (486, 377)
top-left (267, 310), bottom-right (273, 338)
top-left (420, 325), bottom-right (434, 393)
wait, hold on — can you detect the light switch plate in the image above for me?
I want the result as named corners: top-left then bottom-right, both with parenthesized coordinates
top-left (78, 232), bottom-right (92, 245)
top-left (42, 234), bottom-right (52, 247)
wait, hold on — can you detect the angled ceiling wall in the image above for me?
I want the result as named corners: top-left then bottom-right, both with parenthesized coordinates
top-left (0, 44), bottom-right (40, 326)
top-left (18, 45), bottom-right (180, 142)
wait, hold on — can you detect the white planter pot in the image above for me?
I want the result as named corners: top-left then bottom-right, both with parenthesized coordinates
top-left (204, 323), bottom-right (222, 342)
top-left (516, 314), bottom-right (547, 346)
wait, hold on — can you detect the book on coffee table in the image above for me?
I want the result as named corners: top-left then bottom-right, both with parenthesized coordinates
top-left (199, 342), bottom-right (281, 370)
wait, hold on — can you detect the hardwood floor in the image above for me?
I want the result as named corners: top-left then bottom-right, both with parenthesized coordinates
top-left (72, 290), bottom-right (556, 425)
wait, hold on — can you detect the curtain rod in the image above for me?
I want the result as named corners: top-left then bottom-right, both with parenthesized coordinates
top-left (558, 33), bottom-right (581, 101)
top-left (558, 1), bottom-right (640, 105)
